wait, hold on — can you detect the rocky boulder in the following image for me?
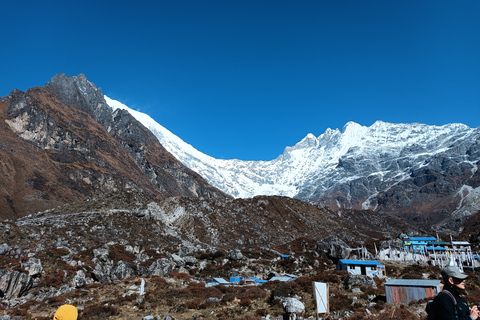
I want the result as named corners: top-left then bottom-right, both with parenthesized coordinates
top-left (169, 254), bottom-right (185, 268)
top-left (93, 248), bottom-right (109, 262)
top-left (316, 235), bottom-right (351, 260)
top-left (0, 243), bottom-right (11, 255)
top-left (110, 261), bottom-right (135, 281)
top-left (344, 274), bottom-right (377, 289)
top-left (71, 270), bottom-right (88, 288)
top-left (148, 258), bottom-right (173, 277)
top-left (227, 249), bottom-right (244, 261)
top-left (92, 260), bottom-right (114, 283)
top-left (283, 297), bottom-right (305, 314)
top-left (22, 257), bottom-right (43, 277)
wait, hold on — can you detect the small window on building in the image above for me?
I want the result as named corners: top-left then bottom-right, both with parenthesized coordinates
top-left (349, 266), bottom-right (355, 270)
top-left (371, 267), bottom-right (376, 270)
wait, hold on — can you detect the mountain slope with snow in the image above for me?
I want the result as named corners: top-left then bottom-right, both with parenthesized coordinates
top-left (105, 96), bottom-right (480, 226)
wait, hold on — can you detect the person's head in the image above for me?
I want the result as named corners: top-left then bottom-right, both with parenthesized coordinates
top-left (441, 266), bottom-right (468, 290)
top-left (53, 304), bottom-right (78, 320)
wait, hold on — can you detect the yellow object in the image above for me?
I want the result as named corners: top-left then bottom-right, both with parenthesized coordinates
top-left (53, 304), bottom-right (78, 320)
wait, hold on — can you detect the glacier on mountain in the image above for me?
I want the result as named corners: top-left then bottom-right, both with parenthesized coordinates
top-left (104, 96), bottom-right (480, 219)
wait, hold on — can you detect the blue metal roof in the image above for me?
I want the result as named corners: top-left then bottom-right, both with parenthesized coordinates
top-left (406, 237), bottom-right (436, 241)
top-left (426, 247), bottom-right (446, 250)
top-left (339, 259), bottom-right (383, 266)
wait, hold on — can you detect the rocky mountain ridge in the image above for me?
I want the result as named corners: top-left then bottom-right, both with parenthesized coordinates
top-left (0, 73), bottom-right (226, 219)
top-left (110, 98), bottom-right (480, 227)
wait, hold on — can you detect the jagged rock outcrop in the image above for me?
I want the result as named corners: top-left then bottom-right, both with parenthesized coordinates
top-left (110, 260), bottom-right (136, 281)
top-left (92, 260), bottom-right (115, 283)
top-left (0, 269), bottom-right (33, 299)
top-left (148, 258), bottom-right (173, 277)
top-left (316, 235), bottom-right (351, 260)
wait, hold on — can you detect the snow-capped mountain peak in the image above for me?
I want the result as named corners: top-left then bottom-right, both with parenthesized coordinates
top-left (105, 96), bottom-right (480, 225)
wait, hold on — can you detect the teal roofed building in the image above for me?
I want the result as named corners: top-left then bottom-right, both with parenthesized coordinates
top-left (403, 236), bottom-right (437, 252)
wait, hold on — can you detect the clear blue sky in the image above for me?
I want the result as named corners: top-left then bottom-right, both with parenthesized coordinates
top-left (1, 1), bottom-right (479, 160)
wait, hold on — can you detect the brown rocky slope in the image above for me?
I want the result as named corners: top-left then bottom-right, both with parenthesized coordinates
top-left (0, 192), bottom-right (424, 319)
top-left (0, 74), bottom-right (227, 220)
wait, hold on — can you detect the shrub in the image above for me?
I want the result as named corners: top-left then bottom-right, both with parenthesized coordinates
top-left (222, 292), bottom-right (236, 303)
top-left (239, 297), bottom-right (251, 307)
top-left (46, 247), bottom-right (70, 259)
top-left (46, 295), bottom-right (66, 307)
top-left (108, 244), bottom-right (135, 263)
top-left (198, 264), bottom-right (226, 278)
top-left (85, 282), bottom-right (103, 289)
top-left (265, 282), bottom-right (295, 299)
top-left (80, 304), bottom-right (119, 318)
top-left (329, 288), bottom-right (352, 311)
top-left (238, 315), bottom-right (262, 320)
top-left (171, 272), bottom-right (191, 282)
top-left (212, 250), bottom-right (227, 260)
top-left (238, 287), bottom-right (267, 301)
top-left (376, 307), bottom-right (420, 320)
top-left (42, 270), bottom-right (66, 288)
top-left (185, 298), bottom-right (203, 309)
top-left (255, 309), bottom-right (267, 317)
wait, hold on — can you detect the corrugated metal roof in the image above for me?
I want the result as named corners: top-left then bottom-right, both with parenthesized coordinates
top-left (270, 276), bottom-right (295, 282)
top-left (385, 279), bottom-right (440, 287)
top-left (211, 278), bottom-right (230, 284)
top-left (339, 259), bottom-right (383, 266)
top-left (406, 237), bottom-right (436, 241)
top-left (452, 241), bottom-right (470, 245)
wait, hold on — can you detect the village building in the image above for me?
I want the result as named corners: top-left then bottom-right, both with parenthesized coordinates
top-left (403, 236), bottom-right (437, 251)
top-left (385, 279), bottom-right (441, 304)
top-left (337, 259), bottom-right (385, 277)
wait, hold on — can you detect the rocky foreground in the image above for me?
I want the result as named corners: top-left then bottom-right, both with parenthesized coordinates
top-left (1, 193), bottom-right (479, 320)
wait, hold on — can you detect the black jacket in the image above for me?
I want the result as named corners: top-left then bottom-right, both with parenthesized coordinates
top-left (428, 284), bottom-right (472, 320)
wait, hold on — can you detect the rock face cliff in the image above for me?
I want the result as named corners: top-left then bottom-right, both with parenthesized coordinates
top-left (0, 73), bottom-right (227, 219)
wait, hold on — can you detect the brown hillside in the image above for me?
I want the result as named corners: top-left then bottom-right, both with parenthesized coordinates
top-left (0, 76), bottom-right (227, 220)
